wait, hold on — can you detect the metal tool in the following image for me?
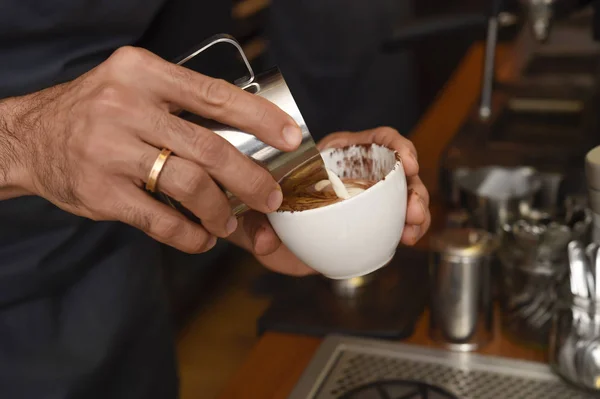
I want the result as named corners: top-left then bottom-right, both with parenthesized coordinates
top-left (518, 0), bottom-right (596, 42)
top-left (429, 228), bottom-right (499, 351)
top-left (549, 239), bottom-right (600, 391)
top-left (156, 34), bottom-right (327, 218)
top-left (478, 0), bottom-right (599, 121)
top-left (569, 241), bottom-right (591, 298)
top-left (582, 340), bottom-right (600, 388)
top-left (549, 292), bottom-right (600, 391)
top-left (596, 247), bottom-right (600, 300)
top-left (454, 166), bottom-right (542, 233)
top-left (586, 145), bottom-right (600, 243)
top-left (500, 218), bottom-right (570, 347)
top-left (479, 0), bottom-right (504, 120)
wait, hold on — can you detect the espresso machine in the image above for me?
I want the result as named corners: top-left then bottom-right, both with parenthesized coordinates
top-left (441, 0), bottom-right (600, 212)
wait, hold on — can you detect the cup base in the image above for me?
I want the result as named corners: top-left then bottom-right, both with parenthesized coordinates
top-left (322, 253), bottom-right (395, 280)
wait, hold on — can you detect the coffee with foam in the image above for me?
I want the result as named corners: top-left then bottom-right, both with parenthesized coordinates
top-left (267, 144), bottom-right (407, 279)
top-left (278, 144), bottom-right (397, 212)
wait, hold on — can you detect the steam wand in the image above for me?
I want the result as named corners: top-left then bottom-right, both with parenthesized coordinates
top-left (478, 0), bottom-right (504, 121)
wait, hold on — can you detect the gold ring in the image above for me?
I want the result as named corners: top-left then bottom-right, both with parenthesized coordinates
top-left (146, 148), bottom-right (172, 193)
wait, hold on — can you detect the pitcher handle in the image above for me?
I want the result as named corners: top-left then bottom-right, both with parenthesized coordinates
top-left (174, 33), bottom-right (255, 87)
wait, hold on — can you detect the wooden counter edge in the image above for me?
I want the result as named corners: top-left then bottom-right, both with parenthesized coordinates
top-left (217, 42), bottom-right (515, 399)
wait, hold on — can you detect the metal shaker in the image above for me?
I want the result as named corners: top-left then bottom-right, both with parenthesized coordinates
top-left (429, 228), bottom-right (499, 351)
top-left (586, 145), bottom-right (600, 244)
top-left (157, 34), bottom-right (326, 218)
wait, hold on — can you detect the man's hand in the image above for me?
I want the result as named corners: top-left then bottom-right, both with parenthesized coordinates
top-left (230, 127), bottom-right (431, 276)
top-left (0, 46), bottom-right (303, 253)
top-left (318, 127), bottom-right (430, 245)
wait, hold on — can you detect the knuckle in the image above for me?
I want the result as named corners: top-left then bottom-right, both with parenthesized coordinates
top-left (179, 169), bottom-right (208, 200)
top-left (200, 78), bottom-right (234, 108)
top-left (103, 46), bottom-right (150, 79)
top-left (117, 202), bottom-right (153, 232)
top-left (170, 117), bottom-right (199, 147)
top-left (193, 133), bottom-right (228, 167)
top-left (109, 46), bottom-right (145, 67)
top-left (379, 126), bottom-right (399, 136)
top-left (395, 137), bottom-right (416, 157)
top-left (167, 64), bottom-right (194, 89)
top-left (92, 84), bottom-right (126, 113)
top-left (152, 215), bottom-right (183, 241)
top-left (246, 168), bottom-right (272, 200)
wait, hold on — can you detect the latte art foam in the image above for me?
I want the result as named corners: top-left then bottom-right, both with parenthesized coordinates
top-left (277, 144), bottom-right (396, 212)
top-left (278, 174), bottom-right (375, 212)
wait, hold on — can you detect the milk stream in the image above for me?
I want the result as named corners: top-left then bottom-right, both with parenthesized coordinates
top-left (319, 169), bottom-right (366, 200)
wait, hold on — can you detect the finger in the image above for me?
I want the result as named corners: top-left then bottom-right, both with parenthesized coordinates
top-left (242, 212), bottom-right (282, 256)
top-left (225, 213), bottom-right (315, 275)
top-left (138, 113), bottom-right (283, 213)
top-left (405, 189), bottom-right (427, 226)
top-left (407, 175), bottom-right (430, 207)
top-left (317, 127), bottom-right (419, 177)
top-left (128, 48), bottom-right (303, 151)
top-left (132, 144), bottom-right (237, 238)
top-left (111, 185), bottom-right (217, 254)
top-left (255, 245), bottom-right (317, 276)
top-left (401, 205), bottom-right (431, 246)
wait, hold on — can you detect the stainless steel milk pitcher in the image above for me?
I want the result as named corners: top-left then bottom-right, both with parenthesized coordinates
top-left (157, 34), bottom-right (325, 219)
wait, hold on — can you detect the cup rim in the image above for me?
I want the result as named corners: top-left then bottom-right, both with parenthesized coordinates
top-left (271, 146), bottom-right (404, 216)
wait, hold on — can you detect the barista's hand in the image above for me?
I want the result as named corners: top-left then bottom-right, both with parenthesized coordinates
top-left (227, 211), bottom-right (316, 276)
top-left (318, 127), bottom-right (430, 245)
top-left (0, 46), bottom-right (303, 253)
top-left (229, 126), bottom-right (430, 277)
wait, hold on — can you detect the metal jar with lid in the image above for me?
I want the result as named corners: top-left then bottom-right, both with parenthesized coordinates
top-left (429, 228), bottom-right (499, 351)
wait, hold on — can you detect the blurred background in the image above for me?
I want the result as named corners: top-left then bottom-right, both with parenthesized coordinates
top-left (153, 0), bottom-right (600, 398)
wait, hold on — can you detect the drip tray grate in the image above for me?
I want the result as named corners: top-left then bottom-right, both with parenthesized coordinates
top-left (288, 335), bottom-right (597, 399)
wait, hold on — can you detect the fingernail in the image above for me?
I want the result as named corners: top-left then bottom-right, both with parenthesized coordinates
top-left (267, 189), bottom-right (283, 211)
top-left (207, 236), bottom-right (218, 250)
top-left (283, 125), bottom-right (302, 148)
top-left (226, 216), bottom-right (238, 235)
top-left (413, 225), bottom-right (421, 242)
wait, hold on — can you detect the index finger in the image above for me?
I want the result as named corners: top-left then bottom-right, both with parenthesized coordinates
top-left (134, 49), bottom-right (303, 152)
top-left (317, 127), bottom-right (419, 177)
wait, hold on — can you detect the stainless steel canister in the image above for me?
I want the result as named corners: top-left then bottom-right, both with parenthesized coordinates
top-left (429, 228), bottom-right (499, 351)
top-left (157, 34), bottom-right (326, 219)
top-left (453, 166), bottom-right (542, 234)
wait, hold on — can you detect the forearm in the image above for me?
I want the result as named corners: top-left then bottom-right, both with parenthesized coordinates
top-left (0, 96), bottom-right (31, 200)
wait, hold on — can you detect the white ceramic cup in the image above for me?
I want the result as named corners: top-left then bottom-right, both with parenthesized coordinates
top-left (267, 144), bottom-right (408, 279)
